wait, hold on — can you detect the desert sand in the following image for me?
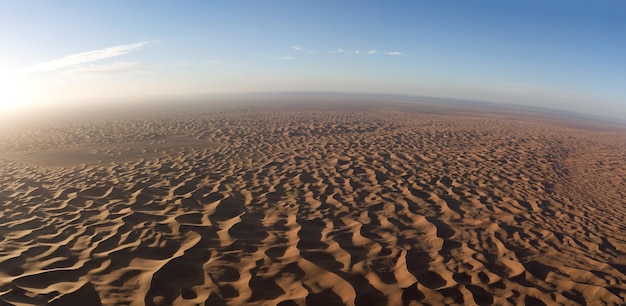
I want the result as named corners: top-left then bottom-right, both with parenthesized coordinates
top-left (0, 99), bottom-right (625, 305)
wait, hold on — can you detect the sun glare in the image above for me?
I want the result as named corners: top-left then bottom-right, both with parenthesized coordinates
top-left (0, 76), bottom-right (42, 116)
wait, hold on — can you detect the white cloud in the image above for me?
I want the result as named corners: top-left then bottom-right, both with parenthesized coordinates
top-left (267, 56), bottom-right (294, 61)
top-left (170, 61), bottom-right (192, 68)
top-left (292, 45), bottom-right (315, 53)
top-left (385, 51), bottom-right (404, 56)
top-left (329, 48), bottom-right (359, 55)
top-left (300, 47), bottom-right (400, 56)
top-left (14, 41), bottom-right (150, 75)
top-left (65, 61), bottom-right (139, 74)
top-left (329, 48), bottom-right (384, 55)
top-left (203, 59), bottom-right (222, 64)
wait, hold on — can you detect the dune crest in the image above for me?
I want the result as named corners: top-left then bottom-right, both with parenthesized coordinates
top-left (0, 103), bottom-right (625, 305)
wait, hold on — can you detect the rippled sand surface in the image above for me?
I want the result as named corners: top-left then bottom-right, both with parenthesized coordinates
top-left (1, 101), bottom-right (625, 305)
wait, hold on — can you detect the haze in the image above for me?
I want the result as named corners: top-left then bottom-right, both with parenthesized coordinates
top-left (1, 1), bottom-right (625, 121)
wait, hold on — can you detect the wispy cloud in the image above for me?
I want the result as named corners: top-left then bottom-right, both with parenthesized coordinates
top-left (203, 59), bottom-right (222, 64)
top-left (170, 61), bottom-right (192, 68)
top-left (385, 51), bottom-right (404, 56)
top-left (14, 41), bottom-right (150, 75)
top-left (266, 56), bottom-right (294, 61)
top-left (297, 46), bottom-right (402, 57)
top-left (329, 48), bottom-right (392, 55)
top-left (329, 48), bottom-right (357, 55)
top-left (292, 45), bottom-right (315, 53)
top-left (65, 61), bottom-right (140, 74)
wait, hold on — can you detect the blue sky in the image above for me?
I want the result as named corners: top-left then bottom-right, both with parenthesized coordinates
top-left (1, 1), bottom-right (625, 119)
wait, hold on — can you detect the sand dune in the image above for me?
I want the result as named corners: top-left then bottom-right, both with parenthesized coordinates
top-left (0, 101), bottom-right (625, 305)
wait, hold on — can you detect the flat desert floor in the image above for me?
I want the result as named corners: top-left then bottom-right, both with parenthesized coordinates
top-left (0, 100), bottom-right (625, 305)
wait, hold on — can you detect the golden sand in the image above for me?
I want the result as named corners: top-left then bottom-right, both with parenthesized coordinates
top-left (0, 102), bottom-right (625, 305)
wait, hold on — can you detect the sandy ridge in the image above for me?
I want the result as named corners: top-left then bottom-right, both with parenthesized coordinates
top-left (0, 104), bottom-right (625, 305)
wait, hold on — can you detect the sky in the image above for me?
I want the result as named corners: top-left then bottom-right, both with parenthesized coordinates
top-left (0, 1), bottom-right (625, 120)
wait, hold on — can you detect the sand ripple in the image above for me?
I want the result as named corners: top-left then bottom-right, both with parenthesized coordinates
top-left (1, 104), bottom-right (625, 305)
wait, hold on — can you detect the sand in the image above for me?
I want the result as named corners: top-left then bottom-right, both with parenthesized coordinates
top-left (0, 100), bottom-right (625, 305)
